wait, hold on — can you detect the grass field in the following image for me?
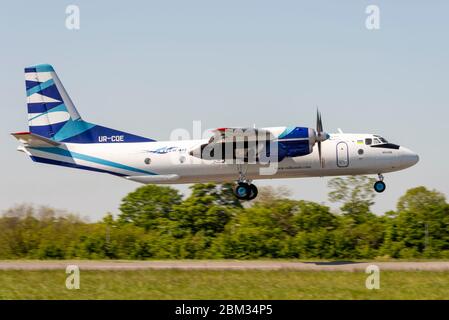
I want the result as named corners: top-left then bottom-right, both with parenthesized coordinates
top-left (1, 269), bottom-right (449, 299)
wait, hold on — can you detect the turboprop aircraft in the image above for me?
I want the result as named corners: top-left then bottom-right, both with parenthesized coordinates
top-left (12, 64), bottom-right (419, 200)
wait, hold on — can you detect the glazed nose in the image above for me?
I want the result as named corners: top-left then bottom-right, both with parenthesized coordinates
top-left (399, 147), bottom-right (419, 168)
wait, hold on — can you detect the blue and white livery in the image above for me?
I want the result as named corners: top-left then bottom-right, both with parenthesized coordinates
top-left (13, 64), bottom-right (419, 200)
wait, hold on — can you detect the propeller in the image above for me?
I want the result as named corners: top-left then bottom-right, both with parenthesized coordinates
top-left (315, 109), bottom-right (329, 168)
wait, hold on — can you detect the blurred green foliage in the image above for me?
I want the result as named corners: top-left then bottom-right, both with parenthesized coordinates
top-left (1, 179), bottom-right (448, 259)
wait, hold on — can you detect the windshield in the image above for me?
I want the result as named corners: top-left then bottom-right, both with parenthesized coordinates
top-left (373, 135), bottom-right (388, 144)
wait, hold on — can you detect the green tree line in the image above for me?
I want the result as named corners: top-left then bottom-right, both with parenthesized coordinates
top-left (1, 176), bottom-right (448, 260)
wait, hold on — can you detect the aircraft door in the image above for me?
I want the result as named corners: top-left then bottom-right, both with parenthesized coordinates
top-left (336, 142), bottom-right (349, 167)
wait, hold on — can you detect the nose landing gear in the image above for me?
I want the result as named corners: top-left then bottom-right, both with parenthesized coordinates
top-left (374, 174), bottom-right (386, 193)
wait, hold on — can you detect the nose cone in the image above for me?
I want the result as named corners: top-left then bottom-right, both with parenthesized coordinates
top-left (399, 147), bottom-right (419, 168)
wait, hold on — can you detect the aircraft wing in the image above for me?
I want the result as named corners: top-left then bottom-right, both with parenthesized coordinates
top-left (211, 127), bottom-right (274, 142)
top-left (190, 128), bottom-right (275, 161)
top-left (11, 132), bottom-right (61, 147)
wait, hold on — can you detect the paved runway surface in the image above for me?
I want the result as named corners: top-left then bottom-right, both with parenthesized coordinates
top-left (1, 261), bottom-right (449, 271)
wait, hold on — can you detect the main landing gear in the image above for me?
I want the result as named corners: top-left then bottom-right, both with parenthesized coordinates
top-left (233, 163), bottom-right (258, 200)
top-left (374, 173), bottom-right (386, 193)
top-left (234, 182), bottom-right (258, 200)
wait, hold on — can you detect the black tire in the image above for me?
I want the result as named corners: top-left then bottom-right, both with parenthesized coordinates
top-left (234, 183), bottom-right (251, 200)
top-left (374, 181), bottom-right (386, 193)
top-left (247, 184), bottom-right (258, 200)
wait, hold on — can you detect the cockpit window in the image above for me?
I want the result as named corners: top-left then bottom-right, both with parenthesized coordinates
top-left (365, 138), bottom-right (372, 145)
top-left (373, 135), bottom-right (388, 144)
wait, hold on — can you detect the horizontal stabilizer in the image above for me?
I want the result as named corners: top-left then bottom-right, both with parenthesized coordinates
top-left (11, 132), bottom-right (61, 147)
top-left (125, 174), bottom-right (179, 184)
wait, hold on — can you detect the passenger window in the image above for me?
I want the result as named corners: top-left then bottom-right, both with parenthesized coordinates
top-left (365, 138), bottom-right (372, 145)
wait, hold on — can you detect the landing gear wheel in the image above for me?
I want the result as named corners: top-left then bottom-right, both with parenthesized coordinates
top-left (234, 183), bottom-right (251, 200)
top-left (247, 184), bottom-right (258, 200)
top-left (374, 181), bottom-right (386, 193)
top-left (233, 183), bottom-right (258, 200)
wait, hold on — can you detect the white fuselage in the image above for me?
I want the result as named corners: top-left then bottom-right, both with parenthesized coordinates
top-left (17, 65), bottom-right (419, 188)
top-left (25, 133), bottom-right (418, 185)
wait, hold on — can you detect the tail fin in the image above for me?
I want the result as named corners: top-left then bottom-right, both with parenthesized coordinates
top-left (24, 64), bottom-right (154, 143)
top-left (25, 64), bottom-right (79, 138)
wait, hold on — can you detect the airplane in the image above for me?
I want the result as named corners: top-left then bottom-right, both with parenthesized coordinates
top-left (12, 64), bottom-right (419, 200)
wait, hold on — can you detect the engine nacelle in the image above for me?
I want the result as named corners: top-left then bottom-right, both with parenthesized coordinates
top-left (276, 127), bottom-right (315, 159)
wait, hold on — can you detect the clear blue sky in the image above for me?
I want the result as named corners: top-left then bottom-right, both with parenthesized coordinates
top-left (1, 1), bottom-right (448, 220)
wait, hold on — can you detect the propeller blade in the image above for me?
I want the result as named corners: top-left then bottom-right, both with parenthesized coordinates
top-left (316, 109), bottom-right (325, 168)
top-left (318, 141), bottom-right (323, 168)
top-left (316, 109), bottom-right (323, 133)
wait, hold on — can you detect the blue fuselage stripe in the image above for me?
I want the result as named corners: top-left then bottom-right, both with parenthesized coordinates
top-left (30, 156), bottom-right (127, 177)
top-left (29, 147), bottom-right (156, 175)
